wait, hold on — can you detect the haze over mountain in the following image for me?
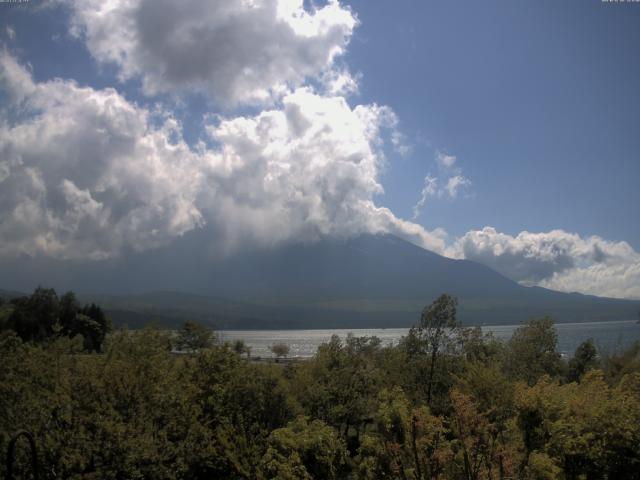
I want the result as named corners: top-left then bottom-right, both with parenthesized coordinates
top-left (2, 231), bottom-right (638, 329)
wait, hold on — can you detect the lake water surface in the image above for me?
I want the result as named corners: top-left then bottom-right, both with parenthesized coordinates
top-left (219, 320), bottom-right (640, 359)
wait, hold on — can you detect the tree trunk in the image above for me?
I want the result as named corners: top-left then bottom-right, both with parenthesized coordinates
top-left (411, 414), bottom-right (423, 480)
top-left (427, 345), bottom-right (438, 405)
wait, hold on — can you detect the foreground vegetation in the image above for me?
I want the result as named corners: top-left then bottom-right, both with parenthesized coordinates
top-left (1, 292), bottom-right (640, 479)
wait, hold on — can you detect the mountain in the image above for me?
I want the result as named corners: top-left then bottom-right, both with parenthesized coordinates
top-left (1, 232), bottom-right (639, 328)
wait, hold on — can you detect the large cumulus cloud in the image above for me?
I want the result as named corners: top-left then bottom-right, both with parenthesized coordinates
top-left (68, 0), bottom-right (357, 106)
top-left (450, 227), bottom-right (640, 299)
top-left (0, 53), bottom-right (446, 259)
top-left (199, 87), bottom-right (408, 248)
top-left (0, 53), bottom-right (206, 259)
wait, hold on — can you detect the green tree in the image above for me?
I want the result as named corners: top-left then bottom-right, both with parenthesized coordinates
top-left (566, 338), bottom-right (598, 383)
top-left (8, 287), bottom-right (60, 343)
top-left (2, 288), bottom-right (109, 352)
top-left (270, 342), bottom-right (290, 361)
top-left (58, 291), bottom-right (79, 334)
top-left (357, 387), bottom-right (414, 478)
top-left (602, 340), bottom-right (640, 383)
top-left (515, 370), bottom-right (640, 479)
top-left (64, 298), bottom-right (110, 352)
top-left (71, 313), bottom-right (104, 352)
top-left (175, 320), bottom-right (215, 352)
top-left (504, 317), bottom-right (562, 385)
top-left (233, 339), bottom-right (252, 358)
top-left (457, 326), bottom-right (504, 365)
top-left (189, 345), bottom-right (294, 478)
top-left (358, 387), bottom-right (454, 480)
top-left (294, 335), bottom-right (380, 446)
top-left (405, 294), bottom-right (459, 405)
top-left (449, 386), bottom-right (524, 480)
top-left (259, 417), bottom-right (347, 480)
top-left (524, 452), bottom-right (562, 480)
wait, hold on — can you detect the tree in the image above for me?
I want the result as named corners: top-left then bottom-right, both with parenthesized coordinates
top-left (8, 287), bottom-right (60, 343)
top-left (57, 294), bottom-right (111, 352)
top-left (291, 334), bottom-right (380, 457)
top-left (358, 387), bottom-right (454, 479)
top-left (514, 369), bottom-right (640, 479)
top-left (270, 342), bottom-right (290, 361)
top-left (232, 339), bottom-right (252, 358)
top-left (505, 317), bottom-right (562, 385)
top-left (457, 326), bottom-right (504, 365)
top-left (260, 417), bottom-right (347, 480)
top-left (175, 320), bottom-right (215, 352)
top-left (72, 313), bottom-right (105, 352)
top-left (59, 291), bottom-right (80, 334)
top-left (602, 340), bottom-right (640, 383)
top-left (2, 288), bottom-right (110, 352)
top-left (79, 302), bottom-right (111, 352)
top-left (566, 338), bottom-right (598, 383)
top-left (408, 294), bottom-right (459, 405)
top-left (449, 388), bottom-right (498, 480)
top-left (357, 386), bottom-right (413, 478)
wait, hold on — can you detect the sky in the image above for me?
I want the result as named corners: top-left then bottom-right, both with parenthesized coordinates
top-left (0, 0), bottom-right (639, 299)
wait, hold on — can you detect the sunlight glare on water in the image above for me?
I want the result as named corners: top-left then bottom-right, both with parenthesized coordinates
top-left (219, 320), bottom-right (640, 359)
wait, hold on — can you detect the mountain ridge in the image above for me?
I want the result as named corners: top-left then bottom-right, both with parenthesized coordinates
top-left (2, 232), bottom-right (639, 329)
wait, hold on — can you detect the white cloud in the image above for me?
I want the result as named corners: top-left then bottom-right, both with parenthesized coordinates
top-left (5, 25), bottom-right (16, 41)
top-left (321, 68), bottom-right (360, 96)
top-left (412, 150), bottom-right (471, 218)
top-left (450, 226), bottom-right (640, 299)
top-left (0, 52), bottom-right (205, 259)
top-left (68, 0), bottom-right (357, 106)
top-left (0, 53), bottom-right (445, 259)
top-left (445, 175), bottom-right (471, 199)
top-left (390, 130), bottom-right (411, 157)
top-left (0, 51), bottom-right (36, 103)
top-left (412, 175), bottom-right (437, 220)
top-left (539, 261), bottom-right (640, 301)
top-left (199, 86), bottom-right (445, 252)
top-left (436, 150), bottom-right (456, 169)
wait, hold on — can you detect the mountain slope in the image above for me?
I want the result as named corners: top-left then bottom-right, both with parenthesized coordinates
top-left (1, 232), bottom-right (639, 328)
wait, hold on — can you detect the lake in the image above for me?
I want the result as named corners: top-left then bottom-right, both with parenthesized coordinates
top-left (219, 320), bottom-right (640, 359)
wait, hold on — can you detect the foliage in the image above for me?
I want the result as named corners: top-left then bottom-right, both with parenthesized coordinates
top-left (7, 287), bottom-right (60, 343)
top-left (601, 339), bottom-right (640, 384)
top-left (174, 320), bottom-right (215, 352)
top-left (270, 342), bottom-right (290, 360)
top-left (293, 334), bottom-right (380, 448)
top-left (260, 417), bottom-right (347, 480)
top-left (399, 294), bottom-right (462, 409)
top-left (515, 370), bottom-right (640, 479)
top-left (1, 293), bottom-right (640, 479)
top-left (232, 339), bottom-right (252, 358)
top-left (357, 387), bottom-right (453, 479)
top-left (504, 317), bottom-right (562, 385)
top-left (1, 287), bottom-right (110, 352)
top-left (566, 338), bottom-right (599, 383)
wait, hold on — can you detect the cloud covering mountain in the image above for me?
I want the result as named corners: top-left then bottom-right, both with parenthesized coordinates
top-left (0, 0), bottom-right (638, 300)
top-left (0, 47), bottom-right (446, 259)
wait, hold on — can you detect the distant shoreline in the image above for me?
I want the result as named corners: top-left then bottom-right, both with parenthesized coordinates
top-left (216, 318), bottom-right (640, 332)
